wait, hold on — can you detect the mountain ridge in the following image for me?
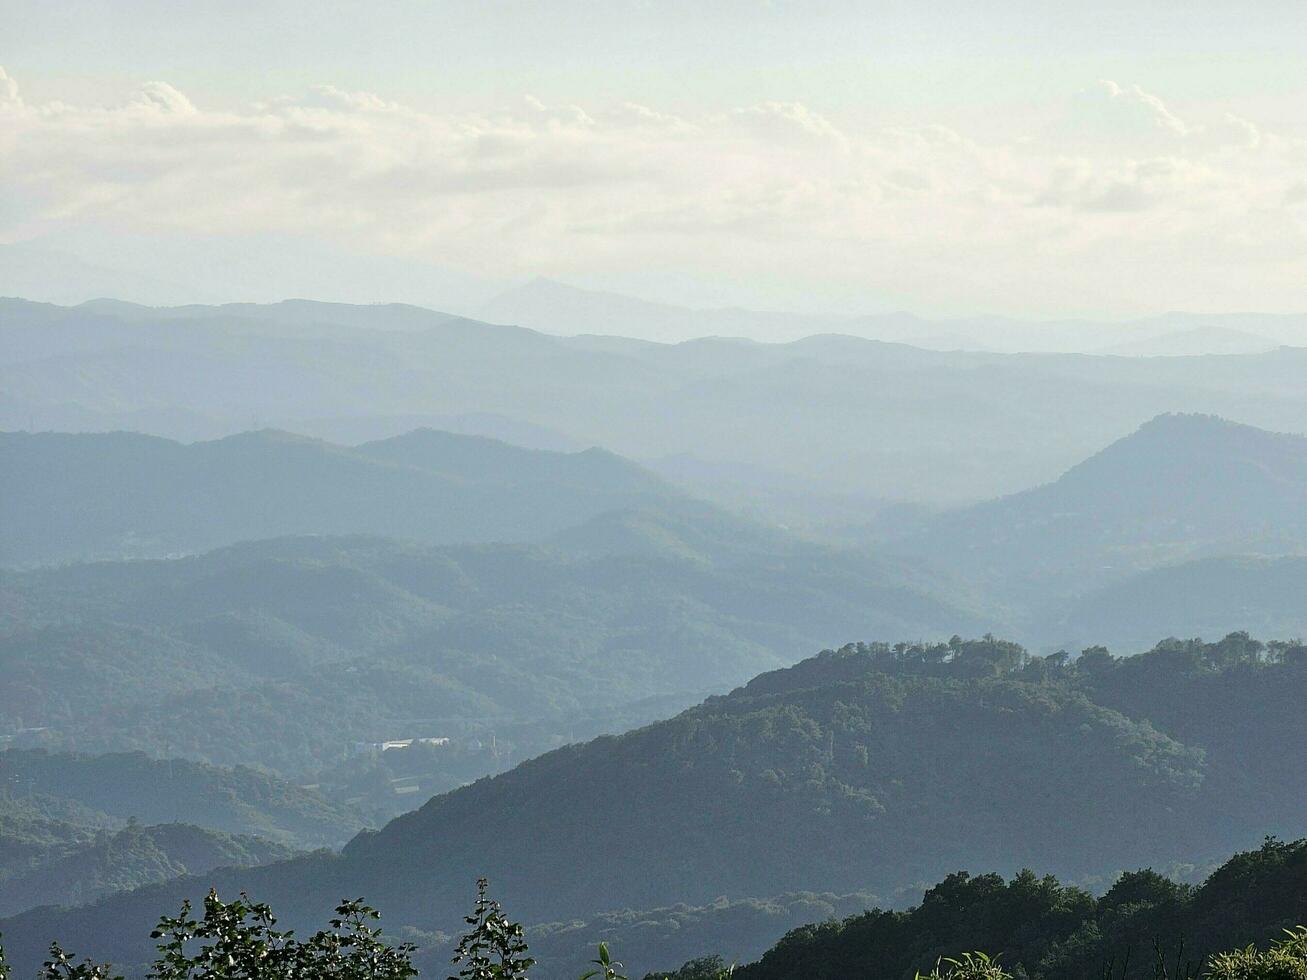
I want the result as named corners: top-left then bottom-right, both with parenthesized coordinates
top-left (7, 633), bottom-right (1304, 975)
top-left (0, 427), bottom-right (685, 567)
top-left (892, 413), bottom-right (1307, 607)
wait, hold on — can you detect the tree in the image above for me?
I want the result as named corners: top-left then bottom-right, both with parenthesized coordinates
top-left (36, 891), bottom-right (416, 980)
top-left (642, 957), bottom-right (734, 980)
top-left (448, 879), bottom-right (535, 980)
top-left (298, 899), bottom-right (419, 980)
top-left (39, 944), bottom-right (120, 980)
top-left (581, 943), bottom-right (628, 980)
top-left (149, 890), bottom-right (298, 980)
top-left (1076, 646), bottom-right (1115, 674)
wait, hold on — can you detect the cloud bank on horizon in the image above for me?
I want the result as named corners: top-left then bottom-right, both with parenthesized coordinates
top-left (2, 64), bottom-right (1305, 318)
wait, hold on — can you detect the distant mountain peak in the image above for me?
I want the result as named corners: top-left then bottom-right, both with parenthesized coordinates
top-left (1091, 412), bottom-right (1300, 462)
top-left (210, 428), bottom-right (329, 448)
top-left (892, 412), bottom-right (1307, 604)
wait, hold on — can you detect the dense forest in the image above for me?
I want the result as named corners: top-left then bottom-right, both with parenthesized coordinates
top-left (0, 525), bottom-right (983, 781)
top-left (0, 750), bottom-right (364, 918)
top-left (4, 634), bottom-right (1303, 976)
top-left (0, 818), bottom-right (295, 918)
top-left (1, 836), bottom-right (1304, 979)
top-left (0, 751), bottom-right (363, 847)
top-left (664, 837), bottom-right (1307, 980)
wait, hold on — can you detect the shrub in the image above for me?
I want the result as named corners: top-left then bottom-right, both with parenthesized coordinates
top-left (1205, 927), bottom-right (1307, 980)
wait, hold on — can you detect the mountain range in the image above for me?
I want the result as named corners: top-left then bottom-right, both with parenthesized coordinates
top-left (12, 410), bottom-right (1307, 642)
top-left (481, 277), bottom-right (1307, 351)
top-left (0, 520), bottom-right (986, 778)
top-left (11, 296), bottom-right (1307, 512)
top-left (3, 633), bottom-right (1303, 977)
top-left (8, 289), bottom-right (1307, 976)
top-left (0, 750), bottom-right (363, 847)
top-left (0, 427), bottom-right (679, 566)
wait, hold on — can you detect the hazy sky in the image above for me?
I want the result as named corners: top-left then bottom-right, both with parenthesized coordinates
top-left (4, 0), bottom-right (1307, 317)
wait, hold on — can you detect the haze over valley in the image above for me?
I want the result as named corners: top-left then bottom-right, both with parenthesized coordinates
top-left (5, 5), bottom-right (1307, 979)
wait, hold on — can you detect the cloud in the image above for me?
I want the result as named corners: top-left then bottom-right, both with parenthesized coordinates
top-left (1097, 80), bottom-right (1189, 136)
top-left (0, 66), bottom-right (20, 107)
top-left (729, 101), bottom-right (849, 147)
top-left (1, 67), bottom-right (1305, 315)
top-left (129, 81), bottom-right (197, 117)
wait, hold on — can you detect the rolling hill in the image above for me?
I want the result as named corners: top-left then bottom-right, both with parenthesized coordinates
top-left (10, 297), bottom-right (1307, 512)
top-left (0, 749), bottom-right (360, 919)
top-left (1046, 555), bottom-right (1307, 651)
top-left (0, 819), bottom-right (296, 918)
top-left (6, 634), bottom-right (1303, 976)
top-left (0, 427), bottom-right (681, 566)
top-left (891, 413), bottom-right (1307, 609)
top-left (0, 524), bottom-right (987, 779)
top-left (481, 278), bottom-right (1307, 352)
top-left (0, 750), bottom-right (364, 848)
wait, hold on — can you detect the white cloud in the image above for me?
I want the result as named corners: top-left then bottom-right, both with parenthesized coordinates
top-left (1097, 80), bottom-right (1189, 136)
top-left (129, 81), bottom-right (197, 117)
top-left (0, 66), bottom-right (20, 108)
top-left (1, 67), bottom-right (1305, 315)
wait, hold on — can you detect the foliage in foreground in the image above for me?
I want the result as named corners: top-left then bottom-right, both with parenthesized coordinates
top-left (27, 892), bottom-right (417, 980)
top-left (913, 952), bottom-right (1009, 980)
top-left (1205, 927), bottom-right (1307, 980)
top-left (654, 837), bottom-right (1307, 980)
top-left (1, 870), bottom-right (1304, 980)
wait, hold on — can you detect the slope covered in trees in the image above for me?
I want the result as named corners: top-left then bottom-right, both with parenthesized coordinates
top-left (2, 835), bottom-right (1305, 980)
top-left (6, 634), bottom-right (1303, 975)
top-left (0, 752), bottom-right (344, 919)
top-left (698, 836), bottom-right (1307, 980)
top-left (0, 751), bottom-right (364, 847)
top-left (0, 428), bottom-right (681, 567)
top-left (0, 819), bottom-right (295, 918)
top-left (1, 531), bottom-right (984, 777)
top-left (493, 892), bottom-right (876, 980)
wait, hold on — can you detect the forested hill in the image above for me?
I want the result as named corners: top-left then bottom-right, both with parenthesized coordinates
top-left (892, 413), bottom-right (1307, 604)
top-left (0, 427), bottom-right (681, 566)
top-left (704, 836), bottom-right (1307, 980)
top-left (0, 818), bottom-right (296, 918)
top-left (0, 750), bottom-right (363, 847)
top-left (0, 749), bottom-right (359, 919)
top-left (6, 634), bottom-right (1304, 976)
top-left (1, 530), bottom-right (984, 776)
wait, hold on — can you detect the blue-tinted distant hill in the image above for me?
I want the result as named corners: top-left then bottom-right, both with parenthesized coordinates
top-left (892, 414), bottom-right (1307, 608)
top-left (0, 816), bottom-right (297, 918)
top-left (0, 750), bottom-right (362, 847)
top-left (0, 427), bottom-right (682, 566)
top-left (0, 748), bottom-right (356, 918)
top-left (0, 525), bottom-right (989, 777)
top-left (10, 296), bottom-right (1307, 510)
top-left (1046, 555), bottom-right (1307, 652)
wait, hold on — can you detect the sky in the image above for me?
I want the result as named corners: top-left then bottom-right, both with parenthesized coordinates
top-left (4, 0), bottom-right (1307, 318)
